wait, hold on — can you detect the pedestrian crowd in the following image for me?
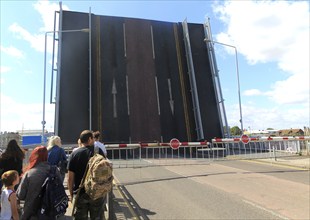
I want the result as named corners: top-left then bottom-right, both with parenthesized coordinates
top-left (0, 130), bottom-right (109, 220)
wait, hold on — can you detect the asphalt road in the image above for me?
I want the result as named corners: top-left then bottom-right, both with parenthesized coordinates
top-left (113, 160), bottom-right (310, 220)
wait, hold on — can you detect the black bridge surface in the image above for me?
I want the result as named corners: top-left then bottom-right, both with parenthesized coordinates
top-left (58, 11), bottom-right (222, 144)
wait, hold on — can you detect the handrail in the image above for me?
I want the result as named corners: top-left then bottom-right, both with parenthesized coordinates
top-left (212, 136), bottom-right (310, 143)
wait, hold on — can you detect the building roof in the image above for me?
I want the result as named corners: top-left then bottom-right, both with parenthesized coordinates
top-left (278, 129), bottom-right (304, 136)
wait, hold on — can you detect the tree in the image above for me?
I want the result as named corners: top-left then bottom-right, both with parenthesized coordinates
top-left (230, 126), bottom-right (242, 136)
top-left (266, 128), bottom-right (274, 130)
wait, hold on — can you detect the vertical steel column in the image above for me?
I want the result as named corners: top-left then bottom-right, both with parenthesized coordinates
top-left (211, 42), bottom-right (243, 133)
top-left (235, 51), bottom-right (243, 133)
top-left (42, 32), bottom-right (47, 144)
top-left (204, 18), bottom-right (230, 138)
top-left (182, 19), bottom-right (204, 140)
top-left (50, 11), bottom-right (57, 104)
top-left (204, 18), bottom-right (243, 134)
top-left (89, 7), bottom-right (92, 130)
top-left (96, 16), bottom-right (102, 133)
top-left (54, 2), bottom-right (63, 135)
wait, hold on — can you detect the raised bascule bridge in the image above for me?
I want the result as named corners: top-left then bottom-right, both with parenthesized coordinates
top-left (50, 7), bottom-right (228, 146)
top-left (43, 7), bottom-right (309, 164)
top-left (36, 7), bottom-right (310, 218)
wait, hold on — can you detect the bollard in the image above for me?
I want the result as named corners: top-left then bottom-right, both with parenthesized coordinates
top-left (273, 146), bottom-right (277, 161)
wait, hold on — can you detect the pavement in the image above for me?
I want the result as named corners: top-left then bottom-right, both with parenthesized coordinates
top-left (253, 155), bottom-right (310, 170)
top-left (62, 179), bottom-right (135, 220)
top-left (61, 155), bottom-right (309, 219)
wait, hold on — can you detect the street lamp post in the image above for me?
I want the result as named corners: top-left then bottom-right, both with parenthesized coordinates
top-left (204, 39), bottom-right (244, 133)
top-left (42, 28), bottom-right (89, 144)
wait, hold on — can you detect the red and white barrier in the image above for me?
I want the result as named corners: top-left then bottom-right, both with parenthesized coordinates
top-left (105, 141), bottom-right (210, 149)
top-left (212, 136), bottom-right (310, 143)
top-left (62, 136), bottom-right (309, 149)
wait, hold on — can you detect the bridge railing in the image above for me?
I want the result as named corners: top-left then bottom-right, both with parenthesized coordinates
top-left (20, 136), bottom-right (309, 168)
top-left (104, 141), bottom-right (220, 168)
top-left (16, 136), bottom-right (309, 219)
top-left (212, 136), bottom-right (310, 160)
top-left (103, 136), bottom-right (309, 168)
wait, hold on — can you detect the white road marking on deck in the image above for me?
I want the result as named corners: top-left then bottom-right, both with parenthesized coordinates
top-left (242, 199), bottom-right (289, 220)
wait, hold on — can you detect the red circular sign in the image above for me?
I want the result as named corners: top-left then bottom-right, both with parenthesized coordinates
top-left (241, 134), bottom-right (250, 144)
top-left (170, 138), bottom-right (181, 150)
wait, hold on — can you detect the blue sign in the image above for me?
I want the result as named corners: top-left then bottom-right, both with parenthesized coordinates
top-left (22, 136), bottom-right (47, 146)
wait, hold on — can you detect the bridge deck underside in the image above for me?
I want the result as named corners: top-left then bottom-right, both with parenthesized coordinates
top-left (58, 11), bottom-right (223, 144)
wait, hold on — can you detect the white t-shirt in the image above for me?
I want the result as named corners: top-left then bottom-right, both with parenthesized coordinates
top-left (94, 141), bottom-right (107, 157)
top-left (0, 188), bottom-right (14, 220)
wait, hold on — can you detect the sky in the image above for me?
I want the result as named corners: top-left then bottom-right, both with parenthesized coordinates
top-left (0, 0), bottom-right (309, 135)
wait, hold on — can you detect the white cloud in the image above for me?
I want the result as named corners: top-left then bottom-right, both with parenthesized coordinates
top-left (33, 0), bottom-right (69, 32)
top-left (226, 103), bottom-right (309, 130)
top-left (0, 45), bottom-right (25, 59)
top-left (8, 1), bottom-right (69, 54)
top-left (213, 1), bottom-right (309, 105)
top-left (24, 70), bottom-right (33, 75)
top-left (0, 66), bottom-right (11, 73)
top-left (243, 89), bottom-right (263, 96)
top-left (0, 94), bottom-right (55, 132)
top-left (9, 22), bottom-right (45, 53)
top-left (0, 66), bottom-right (10, 84)
top-left (268, 73), bottom-right (309, 104)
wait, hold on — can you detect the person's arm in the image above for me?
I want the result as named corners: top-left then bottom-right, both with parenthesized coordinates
top-left (62, 148), bottom-right (67, 161)
top-left (97, 142), bottom-right (106, 157)
top-left (16, 174), bottom-right (28, 200)
top-left (10, 192), bottom-right (19, 220)
top-left (67, 170), bottom-right (75, 202)
top-left (102, 143), bottom-right (107, 157)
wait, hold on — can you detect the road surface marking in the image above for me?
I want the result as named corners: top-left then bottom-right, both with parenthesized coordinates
top-left (243, 199), bottom-right (289, 220)
top-left (113, 176), bottom-right (140, 219)
top-left (244, 159), bottom-right (309, 171)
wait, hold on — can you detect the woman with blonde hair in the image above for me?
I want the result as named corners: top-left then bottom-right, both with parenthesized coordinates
top-left (47, 136), bottom-right (67, 183)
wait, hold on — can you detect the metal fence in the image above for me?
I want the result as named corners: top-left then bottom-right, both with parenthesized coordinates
top-left (212, 136), bottom-right (309, 160)
top-left (7, 136), bottom-right (308, 220)
top-left (102, 136), bottom-right (310, 168)
top-left (18, 136), bottom-right (310, 169)
top-left (105, 141), bottom-right (217, 168)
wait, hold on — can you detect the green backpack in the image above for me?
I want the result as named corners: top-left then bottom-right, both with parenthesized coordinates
top-left (84, 153), bottom-right (113, 200)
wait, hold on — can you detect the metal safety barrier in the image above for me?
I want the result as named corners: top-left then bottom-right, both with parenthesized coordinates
top-left (21, 136), bottom-right (309, 169)
top-left (15, 136), bottom-right (309, 220)
top-left (105, 141), bottom-right (218, 168)
top-left (212, 136), bottom-right (310, 160)
top-left (104, 136), bottom-right (309, 168)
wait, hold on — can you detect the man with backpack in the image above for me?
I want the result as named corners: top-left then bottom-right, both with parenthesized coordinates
top-left (67, 130), bottom-right (109, 220)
